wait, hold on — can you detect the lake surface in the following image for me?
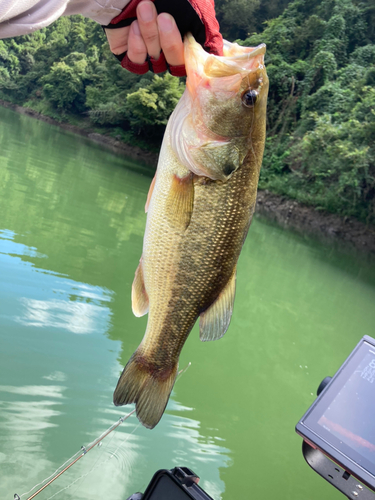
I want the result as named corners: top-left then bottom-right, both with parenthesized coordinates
top-left (1, 105), bottom-right (375, 500)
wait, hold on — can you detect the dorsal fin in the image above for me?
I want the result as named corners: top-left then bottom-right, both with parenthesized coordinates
top-left (199, 268), bottom-right (236, 341)
top-left (132, 258), bottom-right (149, 317)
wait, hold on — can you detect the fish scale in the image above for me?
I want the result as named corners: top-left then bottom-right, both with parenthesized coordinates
top-left (113, 34), bottom-right (268, 429)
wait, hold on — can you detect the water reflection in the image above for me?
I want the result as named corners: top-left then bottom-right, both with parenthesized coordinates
top-left (18, 298), bottom-right (108, 334)
top-left (0, 385), bottom-right (66, 399)
top-left (0, 383), bottom-right (65, 496)
top-left (0, 227), bottom-right (120, 498)
top-left (2, 106), bottom-right (375, 500)
top-left (64, 402), bottom-right (229, 500)
top-left (0, 229), bottom-right (46, 258)
top-left (0, 108), bottom-right (231, 500)
top-left (1, 392), bottom-right (230, 500)
top-left (0, 232), bottom-right (113, 336)
top-left (43, 371), bottom-right (67, 382)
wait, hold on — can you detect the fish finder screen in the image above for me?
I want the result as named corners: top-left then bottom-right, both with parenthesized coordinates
top-left (303, 341), bottom-right (375, 478)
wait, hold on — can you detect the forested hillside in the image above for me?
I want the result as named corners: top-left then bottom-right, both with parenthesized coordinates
top-left (246, 0), bottom-right (375, 224)
top-left (0, 0), bottom-right (374, 223)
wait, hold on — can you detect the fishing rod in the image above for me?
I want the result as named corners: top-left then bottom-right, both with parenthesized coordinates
top-left (14, 409), bottom-right (136, 500)
top-left (14, 364), bottom-right (191, 500)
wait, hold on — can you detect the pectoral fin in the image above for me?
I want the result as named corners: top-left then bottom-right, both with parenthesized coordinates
top-left (132, 258), bottom-right (149, 317)
top-left (199, 268), bottom-right (236, 341)
top-left (166, 173), bottom-right (194, 230)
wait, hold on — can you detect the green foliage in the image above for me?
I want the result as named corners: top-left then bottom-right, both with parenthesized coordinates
top-left (0, 15), bottom-right (160, 135)
top-left (86, 72), bottom-right (184, 137)
top-left (1, 0), bottom-right (374, 224)
top-left (0, 5), bottom-right (291, 140)
top-left (125, 74), bottom-right (184, 135)
top-left (215, 0), bottom-right (260, 39)
top-left (245, 0), bottom-right (375, 224)
top-left (42, 53), bottom-right (88, 111)
top-left (215, 0), bottom-right (291, 39)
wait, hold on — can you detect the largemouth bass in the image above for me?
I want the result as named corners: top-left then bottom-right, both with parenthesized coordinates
top-left (114, 34), bottom-right (268, 429)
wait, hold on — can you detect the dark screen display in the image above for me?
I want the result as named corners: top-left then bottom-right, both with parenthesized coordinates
top-left (302, 340), bottom-right (375, 478)
top-left (146, 476), bottom-right (191, 500)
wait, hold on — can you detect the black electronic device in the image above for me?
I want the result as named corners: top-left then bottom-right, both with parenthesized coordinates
top-left (296, 335), bottom-right (375, 499)
top-left (126, 467), bottom-right (215, 500)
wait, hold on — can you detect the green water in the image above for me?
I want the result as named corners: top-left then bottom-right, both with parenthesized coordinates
top-left (1, 105), bottom-right (375, 500)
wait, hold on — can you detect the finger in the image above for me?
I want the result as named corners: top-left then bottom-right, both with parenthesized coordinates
top-left (157, 14), bottom-right (184, 67)
top-left (137, 1), bottom-right (161, 60)
top-left (127, 20), bottom-right (147, 64)
top-left (105, 26), bottom-right (130, 55)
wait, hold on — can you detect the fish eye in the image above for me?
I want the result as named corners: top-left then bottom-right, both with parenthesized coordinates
top-left (242, 89), bottom-right (258, 108)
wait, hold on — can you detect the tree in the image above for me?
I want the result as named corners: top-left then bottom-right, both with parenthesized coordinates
top-left (244, 0), bottom-right (375, 223)
top-left (42, 53), bottom-right (89, 111)
top-left (125, 73), bottom-right (185, 136)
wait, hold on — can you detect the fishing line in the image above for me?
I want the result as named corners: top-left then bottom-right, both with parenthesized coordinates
top-left (17, 450), bottom-right (82, 499)
top-left (15, 409), bottom-right (136, 500)
top-left (15, 364), bottom-right (191, 500)
top-left (63, 413), bottom-right (139, 500)
top-left (44, 419), bottom-right (141, 500)
top-left (177, 362), bottom-right (191, 380)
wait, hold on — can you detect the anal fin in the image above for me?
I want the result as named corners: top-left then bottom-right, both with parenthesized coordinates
top-left (199, 267), bottom-right (236, 341)
top-left (132, 258), bottom-right (149, 317)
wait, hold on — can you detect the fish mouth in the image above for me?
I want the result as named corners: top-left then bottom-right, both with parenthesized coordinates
top-left (184, 34), bottom-right (266, 96)
top-left (222, 40), bottom-right (266, 59)
top-left (184, 33), bottom-right (266, 79)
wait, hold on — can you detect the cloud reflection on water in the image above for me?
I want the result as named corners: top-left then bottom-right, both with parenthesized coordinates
top-left (0, 229), bottom-right (46, 259)
top-left (0, 230), bottom-right (113, 336)
top-left (164, 406), bottom-right (230, 500)
top-left (0, 385), bottom-right (66, 399)
top-left (64, 400), bottom-right (230, 500)
top-left (0, 250), bottom-right (230, 499)
top-left (0, 383), bottom-right (66, 496)
top-left (43, 371), bottom-right (67, 382)
top-left (0, 395), bottom-right (230, 500)
top-left (17, 297), bottom-right (108, 334)
top-left (0, 138), bottom-right (231, 500)
top-left (0, 229), bottom-right (119, 497)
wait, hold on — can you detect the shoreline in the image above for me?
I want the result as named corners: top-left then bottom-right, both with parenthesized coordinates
top-left (255, 191), bottom-right (375, 255)
top-left (2, 101), bottom-right (375, 255)
top-left (0, 100), bottom-right (158, 167)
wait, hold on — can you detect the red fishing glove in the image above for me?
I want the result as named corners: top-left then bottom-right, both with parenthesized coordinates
top-left (103, 0), bottom-right (223, 76)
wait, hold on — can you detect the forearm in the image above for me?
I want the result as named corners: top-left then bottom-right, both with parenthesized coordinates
top-left (0, 0), bottom-right (131, 39)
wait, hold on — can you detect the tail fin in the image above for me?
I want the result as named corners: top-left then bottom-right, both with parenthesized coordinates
top-left (113, 353), bottom-right (178, 429)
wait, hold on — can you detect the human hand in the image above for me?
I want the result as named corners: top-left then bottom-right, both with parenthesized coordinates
top-left (104, 0), bottom-right (223, 76)
top-left (105, 2), bottom-right (185, 75)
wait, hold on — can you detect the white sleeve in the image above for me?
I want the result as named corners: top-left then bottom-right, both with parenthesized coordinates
top-left (0, 0), bottom-right (131, 39)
